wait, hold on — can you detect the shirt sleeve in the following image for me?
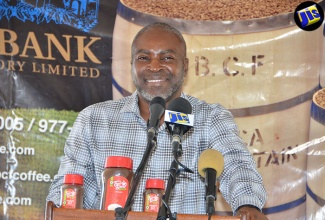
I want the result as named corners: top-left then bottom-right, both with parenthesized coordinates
top-left (46, 106), bottom-right (100, 209)
top-left (208, 105), bottom-right (267, 213)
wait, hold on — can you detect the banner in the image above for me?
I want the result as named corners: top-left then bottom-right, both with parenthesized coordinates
top-left (0, 0), bottom-right (118, 219)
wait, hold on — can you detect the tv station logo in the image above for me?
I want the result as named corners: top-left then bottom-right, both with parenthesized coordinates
top-left (294, 1), bottom-right (324, 31)
top-left (164, 110), bottom-right (194, 126)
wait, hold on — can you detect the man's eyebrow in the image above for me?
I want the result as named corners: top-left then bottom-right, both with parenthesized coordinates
top-left (160, 49), bottom-right (176, 55)
top-left (135, 49), bottom-right (177, 55)
top-left (135, 49), bottom-right (150, 54)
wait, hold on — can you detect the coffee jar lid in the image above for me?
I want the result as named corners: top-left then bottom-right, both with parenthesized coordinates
top-left (64, 174), bottom-right (84, 185)
top-left (105, 156), bottom-right (133, 169)
top-left (145, 178), bottom-right (165, 190)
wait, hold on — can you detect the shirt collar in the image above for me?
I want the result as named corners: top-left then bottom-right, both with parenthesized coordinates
top-left (120, 91), bottom-right (140, 114)
top-left (180, 92), bottom-right (188, 100)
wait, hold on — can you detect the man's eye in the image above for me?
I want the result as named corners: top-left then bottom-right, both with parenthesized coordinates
top-left (163, 56), bottom-right (174, 60)
top-left (137, 56), bottom-right (149, 60)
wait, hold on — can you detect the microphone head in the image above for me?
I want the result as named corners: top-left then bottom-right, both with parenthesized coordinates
top-left (150, 96), bottom-right (166, 112)
top-left (165, 97), bottom-right (193, 135)
top-left (167, 97), bottom-right (192, 113)
top-left (148, 97), bottom-right (166, 130)
top-left (198, 149), bottom-right (224, 178)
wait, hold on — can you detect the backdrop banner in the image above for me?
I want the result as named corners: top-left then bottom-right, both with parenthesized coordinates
top-left (112, 1), bottom-right (324, 219)
top-left (0, 0), bottom-right (118, 219)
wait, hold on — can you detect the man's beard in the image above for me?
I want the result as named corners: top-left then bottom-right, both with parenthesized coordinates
top-left (131, 70), bottom-right (184, 102)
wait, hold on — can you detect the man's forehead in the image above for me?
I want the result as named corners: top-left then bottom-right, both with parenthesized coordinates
top-left (137, 28), bottom-right (178, 41)
top-left (132, 27), bottom-right (186, 56)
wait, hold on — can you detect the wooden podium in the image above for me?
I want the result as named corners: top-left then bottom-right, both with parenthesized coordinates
top-left (45, 201), bottom-right (240, 220)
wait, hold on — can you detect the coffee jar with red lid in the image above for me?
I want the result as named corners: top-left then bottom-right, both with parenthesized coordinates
top-left (100, 156), bottom-right (134, 211)
top-left (143, 178), bottom-right (165, 212)
top-left (60, 174), bottom-right (84, 209)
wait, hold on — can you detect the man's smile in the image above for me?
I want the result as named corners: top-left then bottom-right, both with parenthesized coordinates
top-left (146, 79), bottom-right (166, 83)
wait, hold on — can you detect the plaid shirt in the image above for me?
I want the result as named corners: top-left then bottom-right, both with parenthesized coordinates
top-left (46, 92), bottom-right (266, 214)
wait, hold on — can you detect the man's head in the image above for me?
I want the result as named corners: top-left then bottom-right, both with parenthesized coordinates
top-left (131, 22), bottom-right (189, 103)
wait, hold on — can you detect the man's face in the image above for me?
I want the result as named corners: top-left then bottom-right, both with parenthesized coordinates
top-left (131, 28), bottom-right (188, 103)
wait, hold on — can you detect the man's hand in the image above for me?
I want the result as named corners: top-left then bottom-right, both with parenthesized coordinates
top-left (237, 206), bottom-right (269, 220)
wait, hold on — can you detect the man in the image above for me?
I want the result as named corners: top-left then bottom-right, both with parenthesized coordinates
top-left (47, 22), bottom-right (268, 219)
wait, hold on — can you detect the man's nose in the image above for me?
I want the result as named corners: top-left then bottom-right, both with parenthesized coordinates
top-left (147, 59), bottom-right (163, 72)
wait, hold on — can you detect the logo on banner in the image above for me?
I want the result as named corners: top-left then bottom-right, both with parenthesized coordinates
top-left (294, 1), bottom-right (324, 31)
top-left (0, 0), bottom-right (100, 32)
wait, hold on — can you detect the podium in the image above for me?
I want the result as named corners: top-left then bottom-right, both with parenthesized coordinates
top-left (45, 201), bottom-right (240, 220)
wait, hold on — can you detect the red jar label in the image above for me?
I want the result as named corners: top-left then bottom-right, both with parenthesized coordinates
top-left (104, 176), bottom-right (129, 210)
top-left (62, 188), bottom-right (77, 209)
top-left (144, 193), bottom-right (160, 212)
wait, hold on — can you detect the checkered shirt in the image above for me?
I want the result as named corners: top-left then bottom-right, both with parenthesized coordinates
top-left (46, 91), bottom-right (267, 214)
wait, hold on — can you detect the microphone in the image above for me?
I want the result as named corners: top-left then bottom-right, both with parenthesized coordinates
top-left (147, 97), bottom-right (166, 140)
top-left (119, 97), bottom-right (165, 220)
top-left (198, 149), bottom-right (224, 217)
top-left (164, 97), bottom-right (194, 157)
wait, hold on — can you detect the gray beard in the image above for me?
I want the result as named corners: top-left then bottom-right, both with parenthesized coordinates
top-left (132, 73), bottom-right (184, 103)
top-left (137, 84), bottom-right (180, 102)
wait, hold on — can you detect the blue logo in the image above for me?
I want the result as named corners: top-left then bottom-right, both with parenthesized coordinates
top-left (0, 0), bottom-right (100, 32)
top-left (168, 112), bottom-right (190, 124)
top-left (297, 4), bottom-right (320, 28)
top-left (294, 1), bottom-right (324, 31)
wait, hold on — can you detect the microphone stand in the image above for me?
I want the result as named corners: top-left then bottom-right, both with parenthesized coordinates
top-left (156, 159), bottom-right (178, 220)
top-left (115, 127), bottom-right (157, 220)
top-left (156, 136), bottom-right (193, 220)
